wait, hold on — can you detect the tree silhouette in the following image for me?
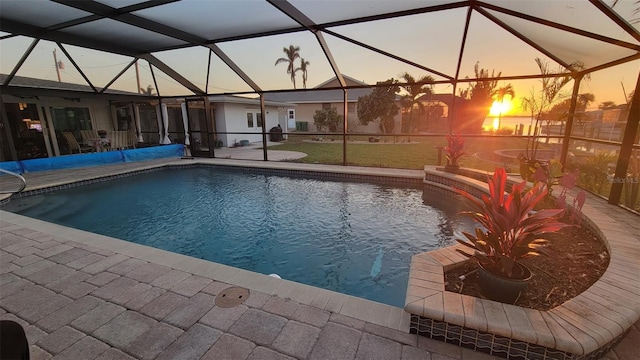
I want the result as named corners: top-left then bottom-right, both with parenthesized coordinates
top-left (313, 107), bottom-right (342, 132)
top-left (599, 101), bottom-right (617, 110)
top-left (275, 45), bottom-right (301, 89)
top-left (524, 58), bottom-right (587, 158)
top-left (357, 78), bottom-right (400, 134)
top-left (612, 0), bottom-right (640, 23)
top-left (140, 85), bottom-right (155, 95)
top-left (296, 58), bottom-right (310, 89)
top-left (521, 89), bottom-right (541, 134)
top-left (457, 62), bottom-right (508, 133)
top-left (494, 84), bottom-right (515, 130)
top-left (399, 72), bottom-right (434, 139)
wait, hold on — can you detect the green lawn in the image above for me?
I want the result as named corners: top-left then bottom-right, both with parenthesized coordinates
top-left (269, 135), bottom-right (552, 172)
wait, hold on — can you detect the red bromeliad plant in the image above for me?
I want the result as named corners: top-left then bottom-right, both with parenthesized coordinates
top-left (445, 133), bottom-right (465, 168)
top-left (455, 168), bottom-right (569, 278)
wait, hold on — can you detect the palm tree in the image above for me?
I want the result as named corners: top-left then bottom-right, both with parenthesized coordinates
top-left (140, 85), bottom-right (155, 95)
top-left (494, 84), bottom-right (515, 130)
top-left (399, 72), bottom-right (434, 140)
top-left (275, 45), bottom-right (301, 89)
top-left (521, 89), bottom-right (540, 136)
top-left (612, 0), bottom-right (640, 23)
top-left (296, 58), bottom-right (310, 89)
top-left (575, 92), bottom-right (595, 127)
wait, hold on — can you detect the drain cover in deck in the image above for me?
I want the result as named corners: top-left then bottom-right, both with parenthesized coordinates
top-left (215, 287), bottom-right (250, 308)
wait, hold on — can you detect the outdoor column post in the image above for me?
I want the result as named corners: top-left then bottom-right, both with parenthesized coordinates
top-left (180, 101), bottom-right (191, 157)
top-left (609, 72), bottom-right (640, 205)
top-left (260, 94), bottom-right (268, 161)
top-left (204, 96), bottom-right (215, 158)
top-left (560, 74), bottom-right (583, 168)
top-left (343, 88), bottom-right (348, 166)
top-left (155, 100), bottom-right (163, 144)
top-left (180, 102), bottom-right (190, 146)
top-left (0, 90), bottom-right (18, 161)
top-left (133, 103), bottom-right (143, 143)
top-left (161, 103), bottom-right (170, 144)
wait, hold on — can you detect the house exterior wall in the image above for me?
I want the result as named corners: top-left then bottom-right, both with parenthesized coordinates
top-left (2, 94), bottom-right (114, 159)
top-left (215, 102), bottom-right (279, 147)
top-left (291, 101), bottom-right (402, 134)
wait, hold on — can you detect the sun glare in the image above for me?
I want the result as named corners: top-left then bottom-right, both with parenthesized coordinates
top-left (489, 100), bottom-right (512, 116)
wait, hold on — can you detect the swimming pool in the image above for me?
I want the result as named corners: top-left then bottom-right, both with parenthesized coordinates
top-left (3, 167), bottom-right (473, 307)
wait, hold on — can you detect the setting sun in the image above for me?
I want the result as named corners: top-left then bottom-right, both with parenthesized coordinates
top-left (489, 100), bottom-right (513, 116)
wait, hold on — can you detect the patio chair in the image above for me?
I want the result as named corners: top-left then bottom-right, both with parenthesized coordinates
top-left (108, 131), bottom-right (129, 150)
top-left (62, 132), bottom-right (93, 153)
top-left (79, 129), bottom-right (100, 143)
top-left (127, 129), bottom-right (137, 149)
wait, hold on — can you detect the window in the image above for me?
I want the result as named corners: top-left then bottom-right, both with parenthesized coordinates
top-left (247, 113), bottom-right (254, 127)
top-left (322, 103), bottom-right (331, 110)
top-left (50, 107), bottom-right (92, 132)
top-left (257, 113), bottom-right (263, 128)
top-left (348, 103), bottom-right (356, 113)
top-left (288, 109), bottom-right (295, 119)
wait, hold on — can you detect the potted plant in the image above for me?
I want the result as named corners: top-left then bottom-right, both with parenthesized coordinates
top-left (455, 168), bottom-right (569, 303)
top-left (444, 133), bottom-right (465, 172)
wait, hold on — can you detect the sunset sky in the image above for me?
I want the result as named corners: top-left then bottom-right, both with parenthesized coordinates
top-left (1, 0), bottom-right (638, 115)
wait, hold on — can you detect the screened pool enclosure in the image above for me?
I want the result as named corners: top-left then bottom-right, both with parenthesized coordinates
top-left (1, 0), bottom-right (639, 210)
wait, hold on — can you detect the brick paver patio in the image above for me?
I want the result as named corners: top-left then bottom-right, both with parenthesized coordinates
top-left (0, 158), bottom-right (637, 359)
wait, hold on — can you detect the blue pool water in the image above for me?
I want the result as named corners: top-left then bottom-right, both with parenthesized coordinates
top-left (4, 167), bottom-right (473, 307)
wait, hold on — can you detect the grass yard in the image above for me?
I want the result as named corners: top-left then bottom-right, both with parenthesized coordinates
top-left (269, 134), bottom-right (554, 172)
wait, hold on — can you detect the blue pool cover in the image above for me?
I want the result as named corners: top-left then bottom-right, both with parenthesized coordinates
top-left (0, 144), bottom-right (185, 174)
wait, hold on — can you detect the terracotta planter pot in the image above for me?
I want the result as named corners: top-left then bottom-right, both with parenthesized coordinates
top-left (478, 262), bottom-right (532, 304)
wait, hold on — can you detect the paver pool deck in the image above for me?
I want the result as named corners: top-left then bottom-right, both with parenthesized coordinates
top-left (0, 157), bottom-right (637, 360)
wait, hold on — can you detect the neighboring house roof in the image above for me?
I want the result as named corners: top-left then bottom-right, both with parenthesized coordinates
top-left (263, 75), bottom-right (373, 104)
top-left (0, 74), bottom-right (139, 96)
top-left (416, 93), bottom-right (466, 106)
top-left (207, 95), bottom-right (295, 108)
top-left (263, 88), bottom-right (372, 104)
top-left (314, 75), bottom-right (369, 88)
